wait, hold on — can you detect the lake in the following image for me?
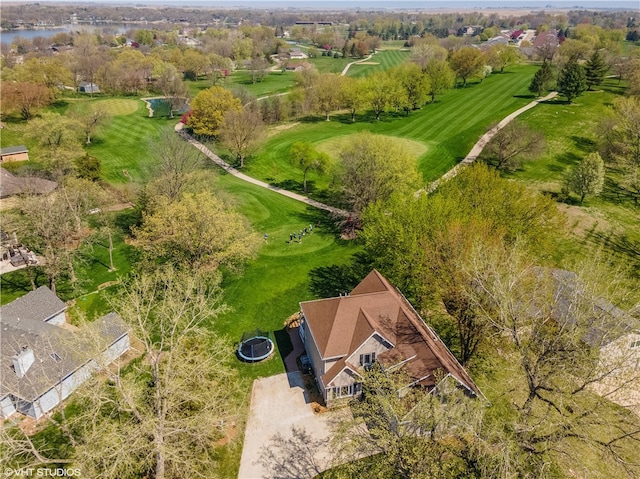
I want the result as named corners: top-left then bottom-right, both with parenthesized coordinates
top-left (0, 24), bottom-right (129, 45)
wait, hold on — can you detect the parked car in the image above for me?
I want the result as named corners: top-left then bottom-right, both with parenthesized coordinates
top-left (299, 354), bottom-right (312, 375)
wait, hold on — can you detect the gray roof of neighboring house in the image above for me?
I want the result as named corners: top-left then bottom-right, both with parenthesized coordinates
top-left (0, 145), bottom-right (28, 156)
top-left (0, 286), bottom-right (67, 323)
top-left (0, 168), bottom-right (58, 198)
top-left (0, 305), bottom-right (129, 402)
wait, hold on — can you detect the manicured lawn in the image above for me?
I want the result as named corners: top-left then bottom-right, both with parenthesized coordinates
top-left (210, 172), bottom-right (361, 379)
top-left (346, 49), bottom-right (411, 78)
top-left (84, 100), bottom-right (175, 183)
top-left (237, 64), bottom-right (537, 196)
top-left (305, 55), bottom-right (351, 73)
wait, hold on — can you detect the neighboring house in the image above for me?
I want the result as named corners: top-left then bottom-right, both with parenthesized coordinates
top-left (0, 168), bottom-right (58, 198)
top-left (286, 61), bottom-right (314, 72)
top-left (299, 270), bottom-right (481, 407)
top-left (0, 286), bottom-right (66, 325)
top-left (0, 290), bottom-right (130, 419)
top-left (0, 145), bottom-right (29, 163)
top-left (548, 269), bottom-right (640, 410)
top-left (78, 81), bottom-right (99, 93)
top-left (289, 48), bottom-right (307, 59)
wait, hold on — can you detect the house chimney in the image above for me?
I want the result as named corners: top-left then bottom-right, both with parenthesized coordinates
top-left (12, 347), bottom-right (35, 378)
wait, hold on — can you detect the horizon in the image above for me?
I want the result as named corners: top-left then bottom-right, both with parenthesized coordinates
top-left (2, 0), bottom-right (638, 9)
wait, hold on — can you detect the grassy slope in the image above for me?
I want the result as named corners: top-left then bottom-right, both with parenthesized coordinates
top-left (84, 100), bottom-right (175, 184)
top-left (211, 172), bottom-right (360, 380)
top-left (240, 64), bottom-right (537, 195)
top-left (346, 49), bottom-right (411, 78)
top-left (504, 77), bottom-right (640, 275)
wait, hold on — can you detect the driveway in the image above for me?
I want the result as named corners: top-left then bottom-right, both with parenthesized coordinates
top-left (238, 371), bottom-right (350, 479)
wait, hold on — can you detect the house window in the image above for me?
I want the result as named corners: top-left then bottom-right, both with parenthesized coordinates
top-left (630, 340), bottom-right (640, 349)
top-left (50, 353), bottom-right (62, 362)
top-left (332, 384), bottom-right (354, 399)
top-left (359, 352), bottom-right (376, 366)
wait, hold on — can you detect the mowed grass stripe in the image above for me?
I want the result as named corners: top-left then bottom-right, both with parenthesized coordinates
top-left (347, 50), bottom-right (411, 78)
top-left (242, 65), bottom-right (537, 187)
top-left (87, 102), bottom-right (174, 183)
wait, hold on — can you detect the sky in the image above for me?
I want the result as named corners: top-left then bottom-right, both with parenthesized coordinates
top-left (6, 0), bottom-right (638, 6)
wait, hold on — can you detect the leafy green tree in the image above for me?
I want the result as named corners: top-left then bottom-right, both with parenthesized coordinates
top-left (449, 46), bottom-right (484, 87)
top-left (392, 62), bottom-right (430, 111)
top-left (134, 191), bottom-right (260, 271)
top-left (425, 59), bottom-right (455, 102)
top-left (339, 132), bottom-right (421, 216)
top-left (557, 57), bottom-right (587, 102)
top-left (485, 44), bottom-right (522, 73)
top-left (289, 141), bottom-right (331, 193)
top-left (219, 107), bottom-right (265, 167)
top-left (528, 61), bottom-right (554, 97)
top-left (187, 86), bottom-right (242, 137)
top-left (584, 49), bottom-right (608, 90)
top-left (361, 164), bottom-right (563, 364)
top-left (314, 73), bottom-right (344, 120)
top-left (598, 96), bottom-right (640, 205)
top-left (71, 268), bottom-right (243, 479)
top-left (564, 152), bottom-right (605, 203)
top-left (339, 76), bottom-right (367, 121)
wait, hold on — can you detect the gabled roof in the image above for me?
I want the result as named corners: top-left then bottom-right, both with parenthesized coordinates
top-left (0, 286), bottom-right (66, 323)
top-left (1, 313), bottom-right (128, 401)
top-left (0, 145), bottom-right (28, 156)
top-left (0, 168), bottom-right (58, 198)
top-left (301, 270), bottom-right (481, 397)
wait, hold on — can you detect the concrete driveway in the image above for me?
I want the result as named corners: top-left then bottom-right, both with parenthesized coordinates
top-left (238, 371), bottom-right (350, 479)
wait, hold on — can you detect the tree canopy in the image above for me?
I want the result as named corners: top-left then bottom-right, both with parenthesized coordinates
top-left (187, 86), bottom-right (242, 137)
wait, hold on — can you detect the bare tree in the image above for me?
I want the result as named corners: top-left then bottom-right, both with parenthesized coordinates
top-left (481, 120), bottom-right (545, 171)
top-left (219, 107), bottom-right (265, 168)
top-left (69, 268), bottom-right (243, 479)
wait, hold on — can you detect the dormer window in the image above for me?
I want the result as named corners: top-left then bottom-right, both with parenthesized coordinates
top-left (360, 352), bottom-right (376, 366)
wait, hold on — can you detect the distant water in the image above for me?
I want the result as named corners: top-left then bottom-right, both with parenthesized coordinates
top-left (0, 25), bottom-right (129, 45)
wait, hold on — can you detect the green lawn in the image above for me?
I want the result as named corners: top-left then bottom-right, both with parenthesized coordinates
top-left (237, 64), bottom-right (537, 197)
top-left (85, 100), bottom-right (175, 184)
top-left (209, 173), bottom-right (360, 379)
top-left (502, 77), bottom-right (640, 275)
top-left (346, 49), bottom-right (411, 78)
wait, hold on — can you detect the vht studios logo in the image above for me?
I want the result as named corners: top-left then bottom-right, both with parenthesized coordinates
top-left (3, 469), bottom-right (81, 477)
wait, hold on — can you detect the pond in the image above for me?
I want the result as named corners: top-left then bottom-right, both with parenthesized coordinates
top-left (146, 97), bottom-right (189, 118)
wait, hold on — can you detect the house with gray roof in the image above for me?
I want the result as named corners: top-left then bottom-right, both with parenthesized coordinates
top-left (0, 286), bottom-right (67, 325)
top-left (0, 289), bottom-right (129, 419)
top-left (0, 168), bottom-right (58, 199)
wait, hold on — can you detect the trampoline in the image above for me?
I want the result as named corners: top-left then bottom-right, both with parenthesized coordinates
top-left (238, 330), bottom-right (274, 362)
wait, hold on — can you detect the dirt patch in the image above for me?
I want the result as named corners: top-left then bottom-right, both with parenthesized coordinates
top-left (98, 280), bottom-right (119, 290)
top-left (214, 423), bottom-right (239, 446)
top-left (104, 202), bottom-right (134, 212)
top-left (268, 122), bottom-right (300, 137)
top-left (557, 203), bottom-right (613, 238)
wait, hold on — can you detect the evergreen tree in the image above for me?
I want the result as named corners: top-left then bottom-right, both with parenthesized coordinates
top-left (557, 57), bottom-right (587, 103)
top-left (529, 61), bottom-right (554, 97)
top-left (584, 50), bottom-right (608, 90)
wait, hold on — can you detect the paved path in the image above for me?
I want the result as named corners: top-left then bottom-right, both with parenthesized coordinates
top-left (340, 53), bottom-right (374, 76)
top-left (174, 123), bottom-right (349, 217)
top-left (423, 91), bottom-right (558, 193)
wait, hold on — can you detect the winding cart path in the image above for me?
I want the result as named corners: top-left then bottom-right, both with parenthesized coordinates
top-left (176, 91), bottom-right (557, 210)
top-left (175, 123), bottom-right (350, 217)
